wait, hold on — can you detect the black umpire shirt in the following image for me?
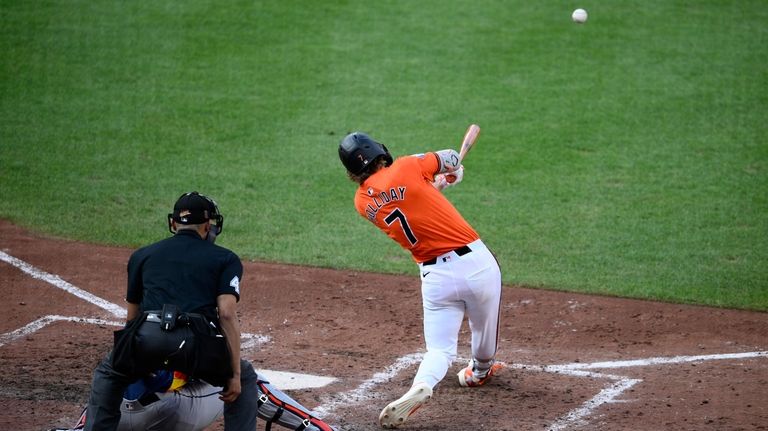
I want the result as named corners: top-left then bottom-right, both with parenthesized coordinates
top-left (126, 229), bottom-right (242, 322)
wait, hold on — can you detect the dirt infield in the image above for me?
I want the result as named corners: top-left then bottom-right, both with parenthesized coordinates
top-left (1, 219), bottom-right (767, 431)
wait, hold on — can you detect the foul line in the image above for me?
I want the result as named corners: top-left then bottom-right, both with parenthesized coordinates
top-left (547, 351), bottom-right (768, 371)
top-left (0, 250), bottom-right (126, 318)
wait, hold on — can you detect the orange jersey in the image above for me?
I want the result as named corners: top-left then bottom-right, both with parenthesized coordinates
top-left (354, 153), bottom-right (479, 263)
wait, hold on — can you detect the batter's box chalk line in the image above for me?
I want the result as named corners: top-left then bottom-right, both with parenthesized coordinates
top-left (0, 314), bottom-right (272, 351)
top-left (1, 250), bottom-right (126, 319)
top-left (1, 251), bottom-right (328, 398)
top-left (1, 315), bottom-right (334, 396)
top-left (311, 352), bottom-right (424, 418)
top-left (1, 251), bottom-right (272, 349)
top-left (0, 315), bottom-right (123, 348)
top-left (312, 350), bottom-right (767, 430)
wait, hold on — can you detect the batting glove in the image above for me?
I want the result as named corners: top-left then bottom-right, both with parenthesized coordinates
top-left (432, 165), bottom-right (464, 191)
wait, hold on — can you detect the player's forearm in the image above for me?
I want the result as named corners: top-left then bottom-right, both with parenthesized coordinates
top-left (218, 309), bottom-right (242, 376)
top-left (126, 302), bottom-right (140, 323)
top-left (434, 149), bottom-right (462, 173)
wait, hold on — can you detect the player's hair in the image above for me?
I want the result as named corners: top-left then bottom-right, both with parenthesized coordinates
top-left (347, 157), bottom-right (388, 185)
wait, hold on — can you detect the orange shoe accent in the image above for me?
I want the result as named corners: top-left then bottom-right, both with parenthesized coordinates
top-left (458, 361), bottom-right (505, 387)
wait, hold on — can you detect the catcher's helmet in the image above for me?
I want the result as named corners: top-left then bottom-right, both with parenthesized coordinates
top-left (168, 191), bottom-right (224, 235)
top-left (338, 132), bottom-right (393, 175)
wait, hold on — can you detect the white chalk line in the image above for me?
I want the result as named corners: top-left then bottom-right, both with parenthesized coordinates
top-left (0, 250), bottom-right (126, 318)
top-left (0, 251), bottom-right (325, 393)
top-left (313, 350), bottom-right (767, 428)
top-left (311, 352), bottom-right (424, 418)
top-left (508, 350), bottom-right (768, 431)
top-left (241, 333), bottom-right (272, 350)
top-left (0, 313), bottom-right (272, 350)
top-left (546, 350), bottom-right (768, 371)
top-left (548, 376), bottom-right (642, 431)
top-left (0, 314), bottom-right (325, 391)
top-left (0, 315), bottom-right (123, 348)
top-left (0, 251), bottom-right (272, 358)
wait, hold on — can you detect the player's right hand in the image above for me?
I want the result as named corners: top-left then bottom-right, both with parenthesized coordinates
top-left (219, 376), bottom-right (242, 403)
top-left (433, 165), bottom-right (464, 191)
top-left (445, 165), bottom-right (464, 184)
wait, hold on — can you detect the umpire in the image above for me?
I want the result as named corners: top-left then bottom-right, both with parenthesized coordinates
top-left (84, 191), bottom-right (258, 431)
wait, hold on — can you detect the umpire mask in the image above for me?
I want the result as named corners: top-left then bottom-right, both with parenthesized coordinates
top-left (206, 219), bottom-right (221, 243)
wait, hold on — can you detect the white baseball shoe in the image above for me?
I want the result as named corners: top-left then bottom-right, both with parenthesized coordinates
top-left (457, 359), bottom-right (505, 387)
top-left (378, 382), bottom-right (432, 429)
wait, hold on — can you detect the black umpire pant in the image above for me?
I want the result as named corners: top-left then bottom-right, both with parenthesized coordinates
top-left (84, 352), bottom-right (259, 431)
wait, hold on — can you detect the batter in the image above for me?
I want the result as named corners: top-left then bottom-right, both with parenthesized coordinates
top-left (338, 131), bottom-right (503, 429)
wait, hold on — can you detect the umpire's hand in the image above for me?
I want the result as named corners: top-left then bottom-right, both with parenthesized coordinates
top-left (220, 376), bottom-right (242, 402)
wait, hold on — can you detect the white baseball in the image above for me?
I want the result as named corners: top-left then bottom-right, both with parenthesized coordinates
top-left (572, 8), bottom-right (588, 23)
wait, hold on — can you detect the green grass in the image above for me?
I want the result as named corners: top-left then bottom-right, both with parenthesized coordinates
top-left (1, 1), bottom-right (766, 310)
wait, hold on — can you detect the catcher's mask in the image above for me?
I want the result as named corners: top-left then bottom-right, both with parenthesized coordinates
top-left (167, 191), bottom-right (224, 240)
top-left (338, 132), bottom-right (393, 175)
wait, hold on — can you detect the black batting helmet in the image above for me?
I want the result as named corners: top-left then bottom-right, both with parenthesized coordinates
top-left (338, 132), bottom-right (393, 175)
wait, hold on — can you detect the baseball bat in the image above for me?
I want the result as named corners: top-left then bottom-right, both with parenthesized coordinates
top-left (458, 124), bottom-right (481, 162)
top-left (444, 124), bottom-right (480, 185)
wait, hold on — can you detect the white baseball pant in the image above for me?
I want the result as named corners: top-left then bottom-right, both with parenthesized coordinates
top-left (413, 238), bottom-right (502, 388)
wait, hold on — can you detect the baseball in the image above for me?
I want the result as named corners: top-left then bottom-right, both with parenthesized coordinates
top-left (572, 8), bottom-right (588, 23)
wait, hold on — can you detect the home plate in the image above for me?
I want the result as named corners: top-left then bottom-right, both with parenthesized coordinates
top-left (256, 369), bottom-right (337, 390)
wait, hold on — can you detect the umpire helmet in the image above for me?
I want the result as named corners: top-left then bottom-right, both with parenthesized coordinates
top-left (338, 132), bottom-right (393, 175)
top-left (168, 191), bottom-right (224, 236)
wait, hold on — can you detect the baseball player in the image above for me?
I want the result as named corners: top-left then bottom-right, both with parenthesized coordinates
top-left (52, 369), bottom-right (338, 431)
top-left (338, 132), bottom-right (504, 428)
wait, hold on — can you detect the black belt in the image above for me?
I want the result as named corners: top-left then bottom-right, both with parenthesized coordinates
top-left (422, 245), bottom-right (472, 266)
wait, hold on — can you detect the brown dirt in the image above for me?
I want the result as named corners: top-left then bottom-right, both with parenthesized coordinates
top-left (1, 219), bottom-right (766, 431)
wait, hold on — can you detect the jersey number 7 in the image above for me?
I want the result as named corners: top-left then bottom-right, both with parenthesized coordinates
top-left (384, 208), bottom-right (418, 246)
